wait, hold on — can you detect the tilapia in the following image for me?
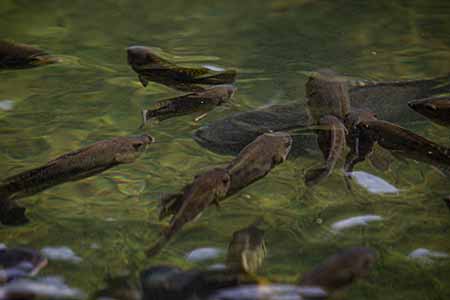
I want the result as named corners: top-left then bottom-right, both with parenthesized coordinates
top-left (147, 168), bottom-right (231, 257)
top-left (127, 46), bottom-right (236, 91)
top-left (141, 84), bottom-right (236, 125)
top-left (408, 96), bottom-right (450, 127)
top-left (194, 70), bottom-right (450, 156)
top-left (0, 40), bottom-right (60, 69)
top-left (0, 134), bottom-right (154, 225)
top-left (299, 247), bottom-right (376, 293)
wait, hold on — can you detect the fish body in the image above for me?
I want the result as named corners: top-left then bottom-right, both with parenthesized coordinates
top-left (142, 85), bottom-right (236, 124)
top-left (0, 40), bottom-right (59, 69)
top-left (299, 247), bottom-right (376, 293)
top-left (127, 46), bottom-right (236, 91)
top-left (408, 96), bottom-right (450, 127)
top-left (226, 222), bottom-right (266, 274)
top-left (0, 135), bottom-right (153, 225)
top-left (305, 115), bottom-right (346, 186)
top-left (165, 168), bottom-right (230, 238)
top-left (357, 120), bottom-right (450, 167)
top-left (225, 132), bottom-right (292, 195)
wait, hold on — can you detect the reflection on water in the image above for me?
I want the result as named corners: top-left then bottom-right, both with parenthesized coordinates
top-left (1, 0), bottom-right (450, 299)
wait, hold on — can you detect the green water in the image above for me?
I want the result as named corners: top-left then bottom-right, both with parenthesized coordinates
top-left (1, 0), bottom-right (450, 299)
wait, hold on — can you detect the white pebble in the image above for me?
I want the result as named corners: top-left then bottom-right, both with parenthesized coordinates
top-left (350, 171), bottom-right (399, 194)
top-left (185, 247), bottom-right (223, 263)
top-left (41, 247), bottom-right (82, 263)
top-left (331, 215), bottom-right (383, 232)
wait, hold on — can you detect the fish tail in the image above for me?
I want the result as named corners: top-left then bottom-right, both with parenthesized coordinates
top-left (304, 167), bottom-right (331, 187)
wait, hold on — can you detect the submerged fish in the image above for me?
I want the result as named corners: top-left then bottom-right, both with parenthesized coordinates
top-left (299, 247), bottom-right (376, 293)
top-left (127, 46), bottom-right (237, 91)
top-left (141, 84), bottom-right (236, 124)
top-left (0, 247), bottom-right (47, 283)
top-left (226, 221), bottom-right (266, 274)
top-left (159, 132), bottom-right (292, 221)
top-left (408, 96), bottom-right (450, 127)
top-left (0, 40), bottom-right (60, 69)
top-left (148, 168), bottom-right (231, 257)
top-left (355, 119), bottom-right (450, 168)
top-left (305, 115), bottom-right (347, 186)
top-left (0, 134), bottom-right (154, 225)
top-left (194, 70), bottom-right (450, 156)
top-left (226, 132), bottom-right (292, 195)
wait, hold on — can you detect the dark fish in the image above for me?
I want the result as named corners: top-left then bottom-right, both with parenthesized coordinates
top-left (299, 247), bottom-right (376, 293)
top-left (355, 120), bottom-right (450, 168)
top-left (0, 40), bottom-right (60, 69)
top-left (305, 115), bottom-right (346, 186)
top-left (0, 134), bottom-right (154, 225)
top-left (226, 221), bottom-right (266, 274)
top-left (344, 110), bottom-right (378, 173)
top-left (408, 96), bottom-right (450, 127)
top-left (194, 70), bottom-right (450, 156)
top-left (148, 168), bottom-right (231, 257)
top-left (0, 247), bottom-right (47, 283)
top-left (127, 46), bottom-right (237, 91)
top-left (226, 132), bottom-right (292, 195)
top-left (141, 84), bottom-right (236, 125)
top-left (140, 266), bottom-right (260, 300)
top-left (159, 132), bottom-right (291, 221)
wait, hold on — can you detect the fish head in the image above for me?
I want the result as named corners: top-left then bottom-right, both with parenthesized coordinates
top-left (127, 46), bottom-right (159, 67)
top-left (408, 97), bottom-right (450, 125)
top-left (262, 131), bottom-right (293, 163)
top-left (114, 134), bottom-right (155, 163)
top-left (349, 247), bottom-right (377, 278)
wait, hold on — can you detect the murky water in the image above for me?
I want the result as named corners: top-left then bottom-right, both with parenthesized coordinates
top-left (1, 0), bottom-right (450, 299)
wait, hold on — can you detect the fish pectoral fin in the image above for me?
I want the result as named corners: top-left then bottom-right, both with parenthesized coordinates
top-left (138, 74), bottom-right (149, 87)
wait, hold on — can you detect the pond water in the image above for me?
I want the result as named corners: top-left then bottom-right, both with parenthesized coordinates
top-left (1, 0), bottom-right (450, 299)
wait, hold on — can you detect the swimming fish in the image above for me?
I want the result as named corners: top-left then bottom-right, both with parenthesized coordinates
top-left (127, 46), bottom-right (237, 91)
top-left (141, 84), bottom-right (236, 125)
top-left (299, 247), bottom-right (376, 293)
top-left (0, 40), bottom-right (60, 69)
top-left (148, 168), bottom-right (231, 257)
top-left (408, 96), bottom-right (450, 127)
top-left (0, 134), bottom-right (154, 225)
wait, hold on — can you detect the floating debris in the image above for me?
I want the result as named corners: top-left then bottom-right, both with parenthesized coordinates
top-left (41, 246), bottom-right (82, 263)
top-left (350, 171), bottom-right (399, 194)
top-left (331, 215), bottom-right (383, 232)
top-left (408, 248), bottom-right (449, 264)
top-left (0, 100), bottom-right (14, 111)
top-left (186, 247), bottom-right (224, 263)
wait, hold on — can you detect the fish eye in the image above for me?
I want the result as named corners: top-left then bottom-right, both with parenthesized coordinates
top-left (425, 103), bottom-right (437, 111)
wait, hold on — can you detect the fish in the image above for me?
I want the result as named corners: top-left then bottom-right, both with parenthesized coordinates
top-left (127, 46), bottom-right (237, 91)
top-left (141, 84), bottom-right (236, 125)
top-left (0, 134), bottom-right (154, 225)
top-left (299, 247), bottom-right (376, 293)
top-left (194, 70), bottom-right (450, 156)
top-left (225, 132), bottom-right (292, 195)
top-left (408, 96), bottom-right (450, 127)
top-left (148, 168), bottom-right (231, 257)
top-left (0, 40), bottom-right (60, 69)
top-left (159, 132), bottom-right (292, 221)
top-left (305, 115), bottom-right (346, 186)
top-left (226, 221), bottom-right (266, 274)
top-left (355, 120), bottom-right (450, 168)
